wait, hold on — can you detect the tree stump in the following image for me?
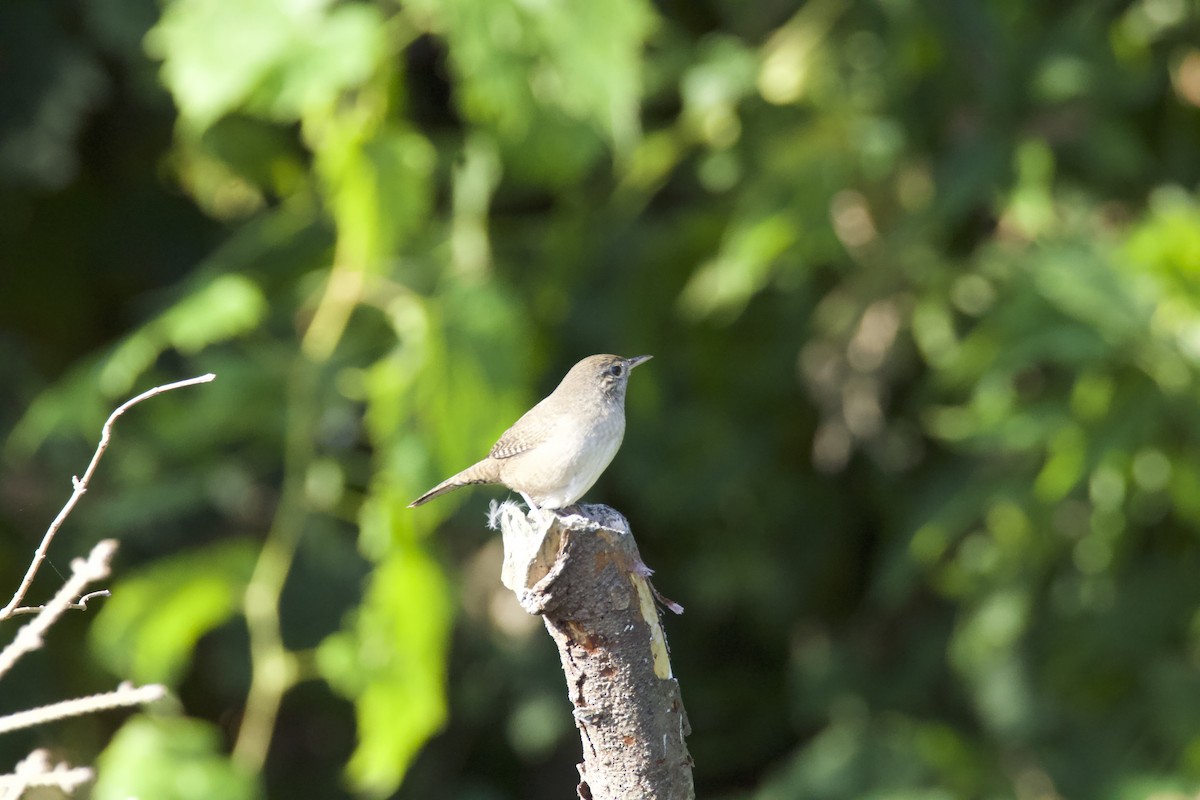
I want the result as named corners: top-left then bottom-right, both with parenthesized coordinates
top-left (495, 501), bottom-right (694, 800)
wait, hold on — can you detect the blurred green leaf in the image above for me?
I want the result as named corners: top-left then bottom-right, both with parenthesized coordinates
top-left (99, 273), bottom-right (268, 396)
top-left (679, 212), bottom-right (799, 320)
top-left (319, 493), bottom-right (451, 796)
top-left (90, 539), bottom-right (258, 685)
top-left (148, 0), bottom-right (385, 130)
top-left (407, 0), bottom-right (654, 181)
top-left (1125, 188), bottom-right (1200, 300)
top-left (94, 715), bottom-right (261, 800)
top-left (315, 123), bottom-right (436, 270)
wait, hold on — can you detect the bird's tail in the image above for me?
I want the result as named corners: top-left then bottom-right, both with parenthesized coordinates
top-left (407, 459), bottom-right (500, 507)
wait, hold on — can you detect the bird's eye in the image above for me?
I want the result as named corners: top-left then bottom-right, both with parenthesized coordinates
top-left (609, 364), bottom-right (624, 377)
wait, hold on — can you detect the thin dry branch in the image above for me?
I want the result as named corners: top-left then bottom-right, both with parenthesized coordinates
top-left (0, 682), bottom-right (166, 736)
top-left (8, 590), bottom-right (111, 617)
top-left (0, 750), bottom-right (93, 800)
top-left (0, 373), bottom-right (216, 621)
top-left (0, 375), bottom-right (210, 800)
top-left (0, 540), bottom-right (117, 680)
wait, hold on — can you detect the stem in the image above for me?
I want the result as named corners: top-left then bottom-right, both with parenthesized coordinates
top-left (232, 362), bottom-right (318, 772)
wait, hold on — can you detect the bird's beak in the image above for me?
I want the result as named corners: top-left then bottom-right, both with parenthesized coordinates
top-left (627, 355), bottom-right (653, 370)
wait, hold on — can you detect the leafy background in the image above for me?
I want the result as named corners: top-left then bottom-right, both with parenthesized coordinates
top-left (3, 0), bottom-right (1200, 798)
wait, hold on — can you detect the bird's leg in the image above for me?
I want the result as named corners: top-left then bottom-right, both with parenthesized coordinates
top-left (518, 491), bottom-right (539, 514)
top-left (518, 491), bottom-right (551, 526)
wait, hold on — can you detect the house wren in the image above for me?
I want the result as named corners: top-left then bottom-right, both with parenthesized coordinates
top-left (408, 354), bottom-right (652, 514)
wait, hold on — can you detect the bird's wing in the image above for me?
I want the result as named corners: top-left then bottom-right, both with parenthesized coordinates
top-left (488, 398), bottom-right (561, 460)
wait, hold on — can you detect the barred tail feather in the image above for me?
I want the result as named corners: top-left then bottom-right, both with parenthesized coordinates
top-left (407, 459), bottom-right (500, 507)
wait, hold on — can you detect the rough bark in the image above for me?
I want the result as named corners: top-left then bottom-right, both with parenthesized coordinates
top-left (496, 502), bottom-right (694, 800)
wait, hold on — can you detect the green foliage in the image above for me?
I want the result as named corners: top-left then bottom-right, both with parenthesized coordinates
top-left (5, 0), bottom-right (1200, 798)
top-left (100, 274), bottom-right (269, 395)
top-left (405, 0), bottom-right (654, 180)
top-left (147, 0), bottom-right (386, 130)
top-left (318, 534), bottom-right (451, 794)
top-left (93, 716), bottom-right (260, 800)
top-left (90, 539), bottom-right (258, 685)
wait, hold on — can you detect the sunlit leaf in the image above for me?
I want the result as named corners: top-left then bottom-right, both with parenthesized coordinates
top-left (318, 492), bottom-right (451, 797)
top-left (94, 715), bottom-right (261, 800)
top-left (148, 0), bottom-right (385, 130)
top-left (99, 273), bottom-right (268, 396)
top-left (679, 212), bottom-right (799, 321)
top-left (407, 0), bottom-right (653, 181)
top-left (90, 539), bottom-right (258, 685)
top-left (315, 123), bottom-right (436, 271)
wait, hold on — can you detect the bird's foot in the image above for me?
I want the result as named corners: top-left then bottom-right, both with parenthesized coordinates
top-left (518, 492), bottom-right (553, 527)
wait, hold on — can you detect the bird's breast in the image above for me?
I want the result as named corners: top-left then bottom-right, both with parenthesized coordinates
top-left (499, 407), bottom-right (626, 508)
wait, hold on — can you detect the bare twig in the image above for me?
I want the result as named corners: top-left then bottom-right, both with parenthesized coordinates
top-left (0, 540), bottom-right (117, 681)
top-left (0, 681), bottom-right (166, 736)
top-left (8, 590), bottom-right (111, 617)
top-left (0, 373), bottom-right (216, 621)
top-left (0, 750), bottom-right (93, 800)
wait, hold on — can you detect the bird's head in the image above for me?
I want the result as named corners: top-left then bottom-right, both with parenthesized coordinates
top-left (568, 353), bottom-right (652, 401)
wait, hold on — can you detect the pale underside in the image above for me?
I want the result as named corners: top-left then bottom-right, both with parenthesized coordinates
top-left (489, 397), bottom-right (626, 509)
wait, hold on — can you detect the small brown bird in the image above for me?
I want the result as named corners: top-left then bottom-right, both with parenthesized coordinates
top-left (408, 354), bottom-right (652, 514)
